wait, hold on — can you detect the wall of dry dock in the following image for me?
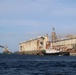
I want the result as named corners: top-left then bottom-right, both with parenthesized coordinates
top-left (70, 53), bottom-right (76, 56)
top-left (19, 36), bottom-right (49, 52)
top-left (19, 39), bottom-right (39, 52)
top-left (53, 38), bottom-right (76, 49)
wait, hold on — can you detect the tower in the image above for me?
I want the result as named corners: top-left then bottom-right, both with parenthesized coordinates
top-left (51, 27), bottom-right (57, 42)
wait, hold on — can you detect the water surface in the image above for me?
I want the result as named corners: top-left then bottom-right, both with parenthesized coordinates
top-left (0, 54), bottom-right (76, 75)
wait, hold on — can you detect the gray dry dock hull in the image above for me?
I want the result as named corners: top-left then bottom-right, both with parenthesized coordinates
top-left (42, 52), bottom-right (70, 56)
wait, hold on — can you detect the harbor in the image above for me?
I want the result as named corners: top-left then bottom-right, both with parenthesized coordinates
top-left (0, 0), bottom-right (76, 75)
top-left (1, 27), bottom-right (76, 56)
top-left (18, 27), bottom-right (76, 56)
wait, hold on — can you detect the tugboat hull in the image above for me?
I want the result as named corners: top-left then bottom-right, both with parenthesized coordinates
top-left (42, 50), bottom-right (69, 56)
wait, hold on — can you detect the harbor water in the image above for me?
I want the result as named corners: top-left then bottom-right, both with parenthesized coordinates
top-left (0, 54), bottom-right (76, 75)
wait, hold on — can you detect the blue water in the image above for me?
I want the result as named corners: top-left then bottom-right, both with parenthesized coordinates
top-left (0, 54), bottom-right (76, 75)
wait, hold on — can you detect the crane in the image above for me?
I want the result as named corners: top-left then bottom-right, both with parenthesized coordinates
top-left (0, 45), bottom-right (4, 48)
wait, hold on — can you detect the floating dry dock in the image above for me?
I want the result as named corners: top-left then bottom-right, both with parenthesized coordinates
top-left (18, 35), bottom-right (71, 55)
top-left (19, 28), bottom-right (76, 56)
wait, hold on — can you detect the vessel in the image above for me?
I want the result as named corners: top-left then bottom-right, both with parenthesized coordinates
top-left (42, 48), bottom-right (69, 56)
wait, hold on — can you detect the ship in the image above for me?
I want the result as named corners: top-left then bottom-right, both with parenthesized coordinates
top-left (42, 49), bottom-right (69, 56)
top-left (3, 47), bottom-right (12, 54)
top-left (0, 45), bottom-right (12, 54)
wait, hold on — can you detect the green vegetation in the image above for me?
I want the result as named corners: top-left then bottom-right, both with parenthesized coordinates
top-left (42, 50), bottom-right (46, 53)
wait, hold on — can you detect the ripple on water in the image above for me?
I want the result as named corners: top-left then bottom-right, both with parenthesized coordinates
top-left (0, 55), bottom-right (76, 75)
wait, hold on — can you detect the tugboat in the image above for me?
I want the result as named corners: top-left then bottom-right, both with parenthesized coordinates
top-left (3, 46), bottom-right (12, 54)
top-left (42, 48), bottom-right (69, 56)
top-left (42, 48), bottom-right (60, 55)
top-left (0, 45), bottom-right (12, 54)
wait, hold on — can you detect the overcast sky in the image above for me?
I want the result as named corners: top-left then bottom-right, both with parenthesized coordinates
top-left (0, 0), bottom-right (76, 52)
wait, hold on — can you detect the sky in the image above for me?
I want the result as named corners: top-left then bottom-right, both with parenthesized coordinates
top-left (0, 0), bottom-right (76, 53)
